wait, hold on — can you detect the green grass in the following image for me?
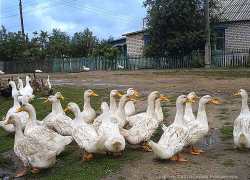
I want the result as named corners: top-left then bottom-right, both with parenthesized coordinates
top-left (222, 160), bottom-right (235, 167)
top-left (246, 164), bottom-right (250, 168)
top-left (0, 87), bottom-right (145, 179)
top-left (117, 175), bottom-right (126, 179)
top-left (207, 153), bottom-right (225, 159)
top-left (220, 126), bottom-right (234, 140)
top-left (219, 115), bottom-right (229, 120)
top-left (220, 108), bottom-right (229, 115)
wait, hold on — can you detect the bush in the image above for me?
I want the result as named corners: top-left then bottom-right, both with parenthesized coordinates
top-left (191, 51), bottom-right (205, 68)
top-left (248, 56), bottom-right (250, 67)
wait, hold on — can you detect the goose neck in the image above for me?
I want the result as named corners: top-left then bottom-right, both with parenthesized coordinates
top-left (184, 102), bottom-right (193, 116)
top-left (197, 101), bottom-right (207, 120)
top-left (174, 102), bottom-right (185, 124)
top-left (27, 107), bottom-right (37, 121)
top-left (13, 95), bottom-right (20, 107)
top-left (240, 95), bottom-right (250, 114)
top-left (146, 97), bottom-right (155, 115)
top-left (52, 100), bottom-right (64, 113)
top-left (110, 95), bottom-right (117, 111)
top-left (84, 96), bottom-right (91, 109)
top-left (14, 121), bottom-right (25, 138)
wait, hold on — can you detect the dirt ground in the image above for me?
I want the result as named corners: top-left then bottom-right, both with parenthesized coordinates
top-left (1, 68), bottom-right (250, 180)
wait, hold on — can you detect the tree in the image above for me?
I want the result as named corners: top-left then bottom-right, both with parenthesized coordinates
top-left (90, 44), bottom-right (120, 59)
top-left (46, 29), bottom-right (71, 58)
top-left (142, 0), bottom-right (220, 56)
top-left (31, 30), bottom-right (49, 60)
top-left (71, 28), bottom-right (98, 57)
top-left (0, 26), bottom-right (30, 61)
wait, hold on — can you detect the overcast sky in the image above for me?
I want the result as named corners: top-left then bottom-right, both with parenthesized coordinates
top-left (0, 0), bottom-right (147, 40)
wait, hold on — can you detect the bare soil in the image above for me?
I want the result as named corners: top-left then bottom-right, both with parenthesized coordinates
top-left (1, 68), bottom-right (250, 180)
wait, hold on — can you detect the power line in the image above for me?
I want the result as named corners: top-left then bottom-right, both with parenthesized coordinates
top-left (1, 1), bottom-right (66, 19)
top-left (74, 0), bottom-right (142, 21)
top-left (2, 0), bottom-right (52, 12)
top-left (60, 1), bottom-right (142, 23)
top-left (1, 0), bottom-right (143, 24)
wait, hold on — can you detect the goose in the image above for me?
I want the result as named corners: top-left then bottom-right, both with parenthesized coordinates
top-left (0, 92), bottom-right (29, 132)
top-left (125, 88), bottom-right (139, 117)
top-left (65, 102), bottom-right (106, 162)
top-left (16, 103), bottom-right (73, 153)
top-left (0, 70), bottom-right (5, 75)
top-left (109, 94), bottom-right (136, 128)
top-left (98, 102), bottom-right (125, 156)
top-left (41, 77), bottom-right (53, 96)
top-left (45, 75), bottom-right (52, 90)
top-left (43, 92), bottom-right (73, 136)
top-left (35, 69), bottom-right (42, 73)
top-left (19, 76), bottom-right (33, 96)
top-left (17, 77), bottom-right (23, 90)
top-left (5, 115), bottom-right (58, 177)
top-left (120, 91), bottom-right (166, 151)
top-left (81, 90), bottom-right (98, 124)
top-left (82, 66), bottom-right (90, 71)
top-left (185, 95), bottom-right (219, 154)
top-left (127, 95), bottom-right (169, 127)
top-left (233, 89), bottom-right (250, 149)
top-left (31, 73), bottom-right (41, 92)
top-left (117, 63), bottom-right (124, 70)
top-left (0, 79), bottom-right (12, 98)
top-left (92, 90), bottom-right (122, 130)
top-left (149, 95), bottom-right (194, 161)
top-left (7, 80), bottom-right (18, 98)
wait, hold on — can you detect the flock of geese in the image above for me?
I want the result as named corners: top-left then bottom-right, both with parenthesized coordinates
top-left (0, 75), bottom-right (250, 178)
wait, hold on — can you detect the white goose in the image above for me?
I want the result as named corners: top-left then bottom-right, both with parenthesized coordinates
top-left (234, 89), bottom-right (250, 149)
top-left (81, 90), bottom-right (98, 124)
top-left (92, 90), bottom-right (122, 130)
top-left (16, 103), bottom-right (73, 153)
top-left (183, 92), bottom-right (199, 125)
top-left (98, 102), bottom-right (125, 156)
top-left (0, 92), bottom-right (29, 132)
top-left (120, 91), bottom-right (166, 151)
top-left (20, 76), bottom-right (33, 96)
top-left (65, 102), bottom-right (106, 162)
top-left (149, 95), bottom-right (194, 161)
top-left (0, 70), bottom-right (5, 74)
top-left (117, 63), bottom-right (124, 70)
top-left (17, 77), bottom-right (23, 90)
top-left (45, 75), bottom-right (52, 90)
top-left (125, 88), bottom-right (139, 117)
top-left (7, 81), bottom-right (18, 98)
top-left (185, 95), bottom-right (219, 154)
top-left (82, 66), bottom-right (90, 71)
top-left (43, 92), bottom-right (73, 135)
top-left (5, 115), bottom-right (59, 177)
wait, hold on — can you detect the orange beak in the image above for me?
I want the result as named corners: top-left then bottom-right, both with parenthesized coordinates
top-left (133, 91), bottom-right (139, 97)
top-left (64, 107), bottom-right (69, 112)
top-left (92, 92), bottom-right (98, 97)
top-left (15, 108), bottom-right (22, 113)
top-left (116, 92), bottom-right (122, 97)
top-left (43, 99), bottom-right (49, 103)
top-left (129, 97), bottom-right (136, 102)
top-left (211, 99), bottom-right (219, 104)
top-left (5, 120), bottom-right (10, 125)
top-left (187, 98), bottom-right (195, 103)
top-left (59, 95), bottom-right (64, 99)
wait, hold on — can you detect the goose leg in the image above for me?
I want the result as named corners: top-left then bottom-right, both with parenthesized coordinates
top-left (87, 153), bottom-right (94, 160)
top-left (81, 150), bottom-right (89, 163)
top-left (142, 142), bottom-right (153, 152)
top-left (15, 167), bottom-right (28, 177)
top-left (189, 146), bottom-right (199, 155)
top-left (139, 142), bottom-right (145, 149)
top-left (192, 146), bottom-right (204, 153)
top-left (31, 168), bottom-right (42, 174)
top-left (113, 152), bottom-right (122, 156)
top-left (176, 154), bottom-right (187, 162)
top-left (234, 146), bottom-right (240, 149)
top-left (170, 156), bottom-right (177, 161)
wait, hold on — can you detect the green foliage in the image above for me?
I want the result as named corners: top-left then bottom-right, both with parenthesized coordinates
top-left (142, 0), bottom-right (220, 56)
top-left (191, 51), bottom-right (205, 68)
top-left (90, 44), bottom-right (120, 59)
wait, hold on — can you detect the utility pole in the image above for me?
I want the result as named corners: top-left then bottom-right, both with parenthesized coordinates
top-left (19, 0), bottom-right (25, 39)
top-left (205, 0), bottom-right (211, 68)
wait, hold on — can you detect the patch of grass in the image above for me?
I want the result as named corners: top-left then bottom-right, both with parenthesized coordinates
top-left (221, 126), bottom-right (234, 140)
top-left (224, 122), bottom-right (231, 126)
top-left (220, 108), bottom-right (229, 115)
top-left (246, 164), bottom-right (250, 168)
top-left (0, 155), bottom-right (13, 168)
top-left (151, 125), bottom-right (164, 142)
top-left (117, 175), bottom-right (126, 179)
top-left (219, 115), bottom-right (229, 120)
top-left (207, 153), bottom-right (224, 159)
top-left (222, 160), bottom-right (235, 167)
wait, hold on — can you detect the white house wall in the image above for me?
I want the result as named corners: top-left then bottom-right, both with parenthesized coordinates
top-left (225, 21), bottom-right (250, 50)
top-left (126, 33), bottom-right (144, 56)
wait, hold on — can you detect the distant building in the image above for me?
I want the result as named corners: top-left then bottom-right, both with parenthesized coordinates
top-left (110, 29), bottom-right (149, 56)
top-left (213, 0), bottom-right (250, 50)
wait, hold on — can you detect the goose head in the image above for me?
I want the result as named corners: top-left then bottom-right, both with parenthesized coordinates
top-left (126, 88), bottom-right (139, 97)
top-left (15, 103), bottom-right (33, 113)
top-left (100, 102), bottom-right (110, 113)
top-left (84, 89), bottom-right (98, 98)
top-left (5, 114), bottom-right (21, 126)
top-left (26, 76), bottom-right (31, 82)
top-left (156, 94), bottom-right (170, 103)
top-left (22, 94), bottom-right (34, 104)
top-left (200, 95), bottom-right (219, 105)
top-left (64, 102), bottom-right (79, 113)
top-left (176, 95), bottom-right (195, 105)
top-left (7, 81), bottom-right (16, 88)
top-left (148, 91), bottom-right (168, 101)
top-left (187, 92), bottom-right (199, 101)
top-left (234, 89), bottom-right (248, 99)
top-left (120, 94), bottom-right (136, 104)
top-left (54, 92), bottom-right (64, 100)
top-left (110, 90), bottom-right (122, 97)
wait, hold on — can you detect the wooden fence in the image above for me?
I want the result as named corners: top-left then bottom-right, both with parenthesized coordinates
top-left (212, 49), bottom-right (250, 67)
top-left (3, 60), bottom-right (53, 74)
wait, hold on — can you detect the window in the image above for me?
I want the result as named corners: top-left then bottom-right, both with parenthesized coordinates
top-left (212, 26), bottom-right (227, 50)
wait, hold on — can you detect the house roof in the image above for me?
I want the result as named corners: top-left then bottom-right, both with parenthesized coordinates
top-left (122, 29), bottom-right (147, 36)
top-left (215, 0), bottom-right (250, 22)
